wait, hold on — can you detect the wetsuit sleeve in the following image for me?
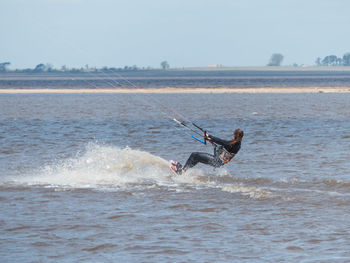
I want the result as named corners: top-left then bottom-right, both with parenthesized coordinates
top-left (208, 135), bottom-right (231, 147)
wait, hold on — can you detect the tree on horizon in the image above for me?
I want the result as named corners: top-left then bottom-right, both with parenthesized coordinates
top-left (161, 61), bottom-right (170, 70)
top-left (322, 55), bottom-right (340, 66)
top-left (0, 62), bottom-right (11, 71)
top-left (267, 53), bottom-right (284, 66)
top-left (34, 63), bottom-right (46, 72)
top-left (343, 53), bottom-right (350, 66)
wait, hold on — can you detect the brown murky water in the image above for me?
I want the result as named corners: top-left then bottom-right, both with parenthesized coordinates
top-left (1, 75), bottom-right (350, 262)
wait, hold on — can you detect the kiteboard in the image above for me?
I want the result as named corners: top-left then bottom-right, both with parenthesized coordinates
top-left (169, 160), bottom-right (183, 175)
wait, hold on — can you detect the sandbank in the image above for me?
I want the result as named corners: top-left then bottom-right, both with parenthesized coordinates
top-left (0, 87), bottom-right (350, 94)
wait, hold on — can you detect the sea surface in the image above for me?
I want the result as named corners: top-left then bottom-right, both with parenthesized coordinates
top-left (1, 73), bottom-right (350, 262)
top-left (1, 69), bottom-right (350, 90)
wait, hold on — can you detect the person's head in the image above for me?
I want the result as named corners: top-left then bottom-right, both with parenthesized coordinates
top-left (231, 129), bottom-right (244, 144)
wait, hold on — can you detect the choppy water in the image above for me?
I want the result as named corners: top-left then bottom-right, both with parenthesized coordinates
top-left (1, 79), bottom-right (350, 262)
top-left (1, 70), bottom-right (350, 89)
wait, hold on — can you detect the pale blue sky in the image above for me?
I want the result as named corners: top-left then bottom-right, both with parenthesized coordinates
top-left (1, 0), bottom-right (350, 69)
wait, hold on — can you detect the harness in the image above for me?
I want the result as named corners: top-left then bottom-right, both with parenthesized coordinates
top-left (214, 145), bottom-right (235, 166)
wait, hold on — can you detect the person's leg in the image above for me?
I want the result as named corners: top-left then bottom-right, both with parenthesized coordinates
top-left (183, 152), bottom-right (216, 171)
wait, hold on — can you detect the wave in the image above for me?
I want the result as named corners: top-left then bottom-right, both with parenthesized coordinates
top-left (3, 143), bottom-right (213, 191)
top-left (4, 143), bottom-right (348, 200)
top-left (1, 143), bottom-right (267, 199)
top-left (8, 143), bottom-right (176, 190)
top-left (221, 185), bottom-right (276, 199)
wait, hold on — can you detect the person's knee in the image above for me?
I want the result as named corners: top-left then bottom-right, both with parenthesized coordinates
top-left (189, 152), bottom-right (201, 162)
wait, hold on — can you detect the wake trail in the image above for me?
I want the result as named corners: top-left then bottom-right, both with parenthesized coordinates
top-left (3, 143), bottom-right (344, 200)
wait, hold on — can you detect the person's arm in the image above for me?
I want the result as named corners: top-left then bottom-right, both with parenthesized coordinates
top-left (205, 134), bottom-right (230, 146)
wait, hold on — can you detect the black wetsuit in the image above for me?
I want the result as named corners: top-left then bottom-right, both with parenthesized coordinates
top-left (183, 135), bottom-right (241, 171)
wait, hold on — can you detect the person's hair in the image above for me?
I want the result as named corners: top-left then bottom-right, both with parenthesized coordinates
top-left (230, 129), bottom-right (244, 146)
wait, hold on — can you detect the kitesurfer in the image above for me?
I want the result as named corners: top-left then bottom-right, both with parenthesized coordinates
top-left (171, 129), bottom-right (244, 174)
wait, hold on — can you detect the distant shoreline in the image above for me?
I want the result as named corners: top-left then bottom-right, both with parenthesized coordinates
top-left (1, 66), bottom-right (350, 79)
top-left (1, 69), bottom-right (349, 93)
top-left (2, 66), bottom-right (350, 72)
top-left (181, 66), bottom-right (350, 71)
top-left (1, 87), bottom-right (350, 94)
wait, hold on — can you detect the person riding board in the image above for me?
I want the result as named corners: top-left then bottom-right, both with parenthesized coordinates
top-left (171, 129), bottom-right (244, 175)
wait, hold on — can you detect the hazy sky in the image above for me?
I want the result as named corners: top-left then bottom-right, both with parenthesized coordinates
top-left (1, 0), bottom-right (350, 69)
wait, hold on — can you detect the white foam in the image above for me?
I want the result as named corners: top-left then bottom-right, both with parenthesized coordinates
top-left (14, 143), bottom-right (176, 190)
top-left (7, 143), bottom-right (280, 199)
top-left (221, 184), bottom-right (276, 199)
